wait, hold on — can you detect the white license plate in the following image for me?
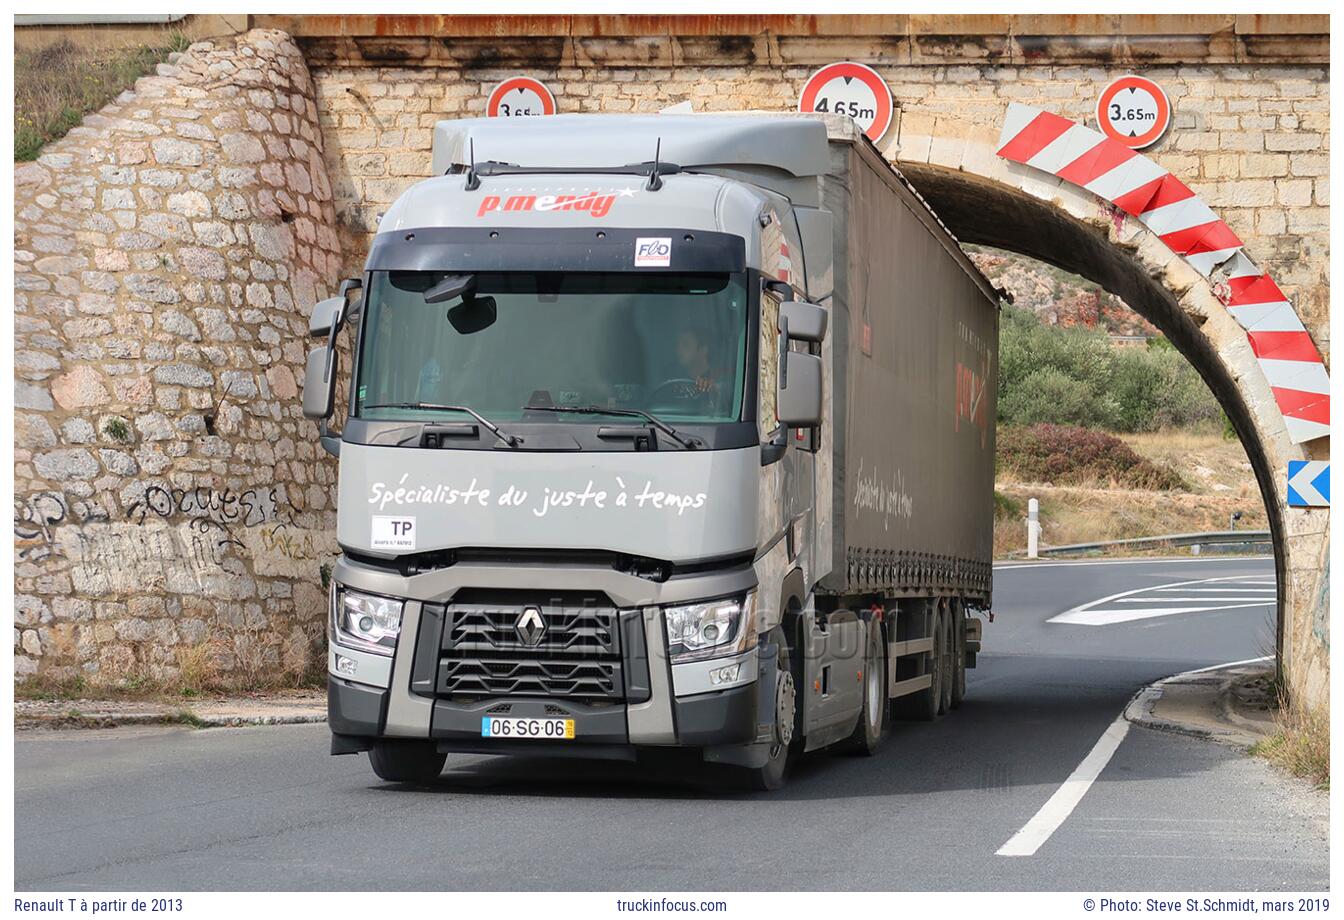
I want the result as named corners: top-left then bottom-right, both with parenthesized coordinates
top-left (480, 717), bottom-right (575, 740)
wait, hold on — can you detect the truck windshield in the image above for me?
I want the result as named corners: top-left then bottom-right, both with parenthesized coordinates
top-left (354, 271), bottom-right (749, 424)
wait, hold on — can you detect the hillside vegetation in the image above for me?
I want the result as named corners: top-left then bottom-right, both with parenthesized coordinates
top-left (998, 306), bottom-right (1223, 432)
top-left (15, 34), bottom-right (188, 161)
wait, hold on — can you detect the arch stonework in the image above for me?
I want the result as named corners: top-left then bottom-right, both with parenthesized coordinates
top-left (891, 115), bottom-right (1329, 707)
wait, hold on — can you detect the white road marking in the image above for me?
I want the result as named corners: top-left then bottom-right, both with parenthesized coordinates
top-left (1047, 576), bottom-right (1276, 626)
top-left (996, 714), bottom-right (1130, 857)
top-left (1152, 587), bottom-right (1275, 593)
top-left (1117, 596), bottom-right (1272, 602)
top-left (1051, 603), bottom-right (1270, 626)
top-left (994, 556), bottom-right (1271, 571)
top-left (1179, 655), bottom-right (1272, 675)
top-left (996, 655), bottom-right (1273, 857)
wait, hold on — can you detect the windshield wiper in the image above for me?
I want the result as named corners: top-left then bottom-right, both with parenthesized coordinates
top-left (522, 404), bottom-right (702, 450)
top-left (362, 403), bottom-right (520, 448)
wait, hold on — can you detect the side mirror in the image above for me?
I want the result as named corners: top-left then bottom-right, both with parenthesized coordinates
top-left (777, 351), bottom-right (822, 427)
top-left (309, 296), bottom-right (345, 338)
top-left (780, 300), bottom-right (827, 342)
top-left (309, 278), bottom-right (364, 337)
top-left (302, 346), bottom-right (337, 420)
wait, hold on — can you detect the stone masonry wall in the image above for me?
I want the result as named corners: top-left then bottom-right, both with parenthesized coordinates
top-left (14, 29), bottom-right (342, 685)
top-left (311, 60), bottom-right (1328, 359)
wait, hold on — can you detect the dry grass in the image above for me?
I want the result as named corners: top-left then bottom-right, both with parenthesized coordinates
top-left (17, 623), bottom-right (325, 703)
top-left (993, 422), bottom-right (1266, 556)
top-left (15, 33), bottom-right (189, 160)
top-left (174, 642), bottom-right (219, 694)
top-left (993, 484), bottom-right (1268, 557)
top-left (1119, 426), bottom-right (1260, 499)
top-left (1252, 698), bottom-right (1330, 790)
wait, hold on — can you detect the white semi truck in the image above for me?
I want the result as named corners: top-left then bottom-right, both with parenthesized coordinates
top-left (303, 113), bottom-right (999, 790)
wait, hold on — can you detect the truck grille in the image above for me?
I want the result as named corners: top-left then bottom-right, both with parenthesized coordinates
top-left (437, 595), bottom-right (624, 701)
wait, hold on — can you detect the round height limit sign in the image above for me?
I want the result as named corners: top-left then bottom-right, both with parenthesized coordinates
top-left (1096, 75), bottom-right (1171, 149)
top-left (486, 76), bottom-right (556, 118)
top-left (798, 62), bottom-right (894, 143)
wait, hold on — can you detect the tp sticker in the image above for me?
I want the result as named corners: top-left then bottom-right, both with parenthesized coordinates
top-left (371, 515), bottom-right (416, 550)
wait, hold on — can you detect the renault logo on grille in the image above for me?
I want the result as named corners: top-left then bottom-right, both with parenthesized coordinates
top-left (515, 607), bottom-right (547, 647)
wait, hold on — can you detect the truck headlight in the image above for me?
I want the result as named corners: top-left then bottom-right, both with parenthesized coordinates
top-left (330, 587), bottom-right (403, 657)
top-left (664, 593), bottom-right (757, 664)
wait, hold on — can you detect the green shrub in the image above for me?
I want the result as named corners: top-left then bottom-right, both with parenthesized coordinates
top-left (993, 491), bottom-right (1022, 520)
top-left (997, 307), bottom-right (1220, 433)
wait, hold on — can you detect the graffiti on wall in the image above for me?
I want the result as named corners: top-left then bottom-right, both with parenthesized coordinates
top-left (14, 483), bottom-right (336, 592)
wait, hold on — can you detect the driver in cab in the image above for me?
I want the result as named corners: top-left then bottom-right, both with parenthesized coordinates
top-left (674, 325), bottom-right (733, 417)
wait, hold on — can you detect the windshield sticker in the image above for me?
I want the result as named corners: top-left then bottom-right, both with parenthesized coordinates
top-left (475, 188), bottom-right (634, 219)
top-left (368, 474), bottom-right (707, 518)
top-left (370, 515), bottom-right (417, 550)
top-left (635, 237), bottom-right (672, 267)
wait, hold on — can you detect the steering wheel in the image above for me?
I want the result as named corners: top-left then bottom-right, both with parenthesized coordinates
top-left (648, 378), bottom-right (701, 404)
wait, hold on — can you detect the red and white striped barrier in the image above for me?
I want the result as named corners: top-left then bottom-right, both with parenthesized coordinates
top-left (996, 102), bottom-right (1329, 444)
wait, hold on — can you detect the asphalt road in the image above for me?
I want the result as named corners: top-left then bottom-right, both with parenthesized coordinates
top-left (15, 556), bottom-right (1328, 891)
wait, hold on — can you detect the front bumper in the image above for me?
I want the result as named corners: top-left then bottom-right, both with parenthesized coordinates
top-left (328, 676), bottom-right (759, 757)
top-left (327, 553), bottom-right (764, 757)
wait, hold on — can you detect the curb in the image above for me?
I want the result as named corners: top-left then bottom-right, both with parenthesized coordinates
top-left (1122, 658), bottom-right (1276, 748)
top-left (196, 713), bottom-right (327, 727)
top-left (16, 698), bottom-right (328, 731)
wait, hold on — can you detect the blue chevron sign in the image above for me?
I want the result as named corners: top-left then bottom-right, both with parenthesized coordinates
top-left (1287, 460), bottom-right (1329, 507)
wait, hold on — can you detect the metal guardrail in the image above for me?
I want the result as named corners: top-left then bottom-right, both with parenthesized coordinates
top-left (1022, 530), bottom-right (1272, 558)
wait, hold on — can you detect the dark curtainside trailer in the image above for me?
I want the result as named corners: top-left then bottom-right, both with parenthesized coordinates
top-left (817, 118), bottom-right (1001, 608)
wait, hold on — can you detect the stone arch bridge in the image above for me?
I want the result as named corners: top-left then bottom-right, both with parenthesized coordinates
top-left (268, 13), bottom-right (1333, 707)
top-left (13, 16), bottom-right (1329, 707)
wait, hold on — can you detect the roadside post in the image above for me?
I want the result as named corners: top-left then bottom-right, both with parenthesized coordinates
top-left (1027, 498), bottom-right (1040, 559)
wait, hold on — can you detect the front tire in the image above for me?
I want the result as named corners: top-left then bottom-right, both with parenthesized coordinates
top-left (368, 740), bottom-right (447, 783)
top-left (735, 628), bottom-right (799, 791)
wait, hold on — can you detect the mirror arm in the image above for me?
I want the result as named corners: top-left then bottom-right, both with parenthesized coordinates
top-left (760, 430), bottom-right (787, 467)
top-left (319, 421), bottom-right (341, 458)
top-left (778, 315), bottom-right (789, 389)
top-left (323, 322), bottom-right (338, 381)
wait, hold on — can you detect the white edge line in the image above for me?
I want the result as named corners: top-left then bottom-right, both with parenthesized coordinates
top-left (996, 655), bottom-right (1272, 857)
top-left (995, 556), bottom-right (1273, 571)
top-left (996, 715), bottom-right (1130, 856)
top-left (1176, 655), bottom-right (1272, 676)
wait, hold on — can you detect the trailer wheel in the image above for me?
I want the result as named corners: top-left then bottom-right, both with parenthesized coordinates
top-left (894, 599), bottom-right (943, 722)
top-left (368, 740), bottom-right (447, 784)
top-left (842, 616), bottom-right (888, 755)
top-left (950, 600), bottom-right (967, 710)
top-left (938, 604), bottom-right (955, 716)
